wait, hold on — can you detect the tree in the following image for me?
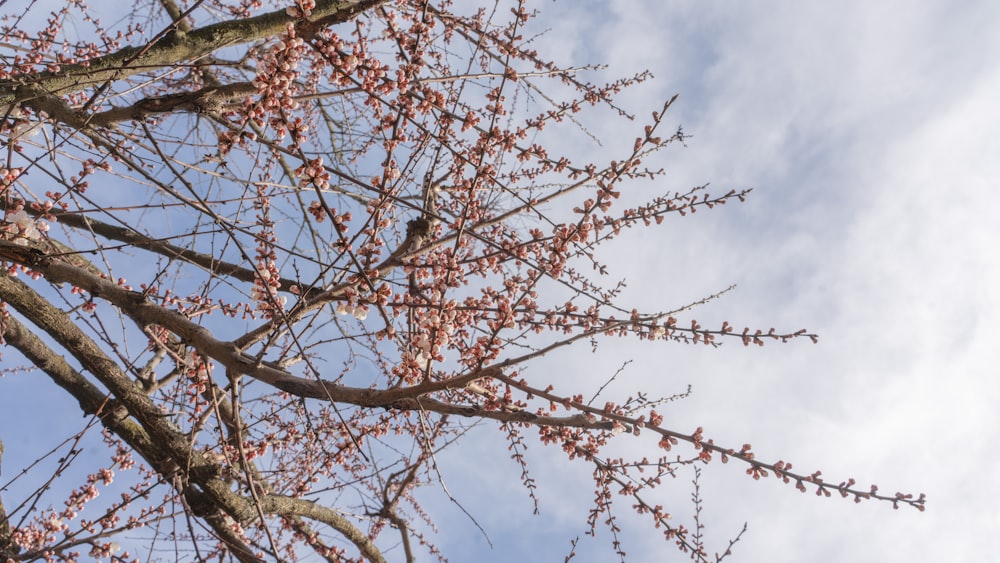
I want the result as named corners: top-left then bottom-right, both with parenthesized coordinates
top-left (0, 1), bottom-right (923, 561)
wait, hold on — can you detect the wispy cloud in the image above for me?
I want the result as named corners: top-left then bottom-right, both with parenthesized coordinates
top-left (451, 1), bottom-right (1000, 561)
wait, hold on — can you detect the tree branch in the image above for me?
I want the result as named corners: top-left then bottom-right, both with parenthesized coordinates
top-left (0, 241), bottom-right (614, 432)
top-left (37, 207), bottom-right (304, 294)
top-left (257, 496), bottom-right (386, 563)
top-left (0, 270), bottom-right (268, 550)
top-left (0, 438), bottom-right (16, 561)
top-left (1, 0), bottom-right (390, 105)
top-left (85, 82), bottom-right (257, 127)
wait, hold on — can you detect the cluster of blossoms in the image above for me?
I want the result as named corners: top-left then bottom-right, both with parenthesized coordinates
top-left (251, 187), bottom-right (286, 318)
top-left (285, 0), bottom-right (316, 19)
top-left (2, 207), bottom-right (50, 245)
top-left (394, 295), bottom-right (459, 377)
top-left (182, 349), bottom-right (213, 396)
top-left (297, 157), bottom-right (331, 190)
top-left (336, 300), bottom-right (368, 320)
top-left (244, 22), bottom-right (310, 146)
top-left (250, 263), bottom-right (287, 313)
top-left (0, 167), bottom-right (23, 188)
top-left (9, 511), bottom-right (66, 554)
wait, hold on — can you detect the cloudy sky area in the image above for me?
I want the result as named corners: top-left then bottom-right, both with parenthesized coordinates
top-left (432, 1), bottom-right (1000, 562)
top-left (1, 1), bottom-right (998, 562)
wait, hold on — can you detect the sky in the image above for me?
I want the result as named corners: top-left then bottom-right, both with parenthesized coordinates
top-left (428, 1), bottom-right (1000, 562)
top-left (2, 1), bottom-right (999, 562)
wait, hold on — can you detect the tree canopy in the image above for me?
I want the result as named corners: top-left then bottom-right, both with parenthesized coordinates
top-left (0, 1), bottom-right (922, 561)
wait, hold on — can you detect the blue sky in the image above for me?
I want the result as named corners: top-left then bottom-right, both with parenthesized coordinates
top-left (426, 1), bottom-right (1000, 561)
top-left (2, 1), bottom-right (998, 561)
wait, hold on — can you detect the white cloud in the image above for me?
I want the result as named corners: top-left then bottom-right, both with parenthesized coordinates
top-left (487, 1), bottom-right (1000, 561)
top-left (3, 2), bottom-right (996, 561)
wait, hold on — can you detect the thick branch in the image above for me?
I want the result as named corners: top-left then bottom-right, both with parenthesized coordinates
top-left (85, 82), bottom-right (257, 127)
top-left (0, 292), bottom-right (261, 558)
top-left (0, 242), bottom-right (614, 434)
top-left (258, 496), bottom-right (386, 563)
top-left (2, 312), bottom-right (126, 421)
top-left (0, 271), bottom-right (194, 463)
top-left (0, 270), bottom-right (261, 523)
top-left (1, 0), bottom-right (389, 105)
top-left (2, 304), bottom-right (379, 560)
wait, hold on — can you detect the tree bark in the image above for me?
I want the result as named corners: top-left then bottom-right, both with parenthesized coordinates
top-left (0, 0), bottom-right (389, 105)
